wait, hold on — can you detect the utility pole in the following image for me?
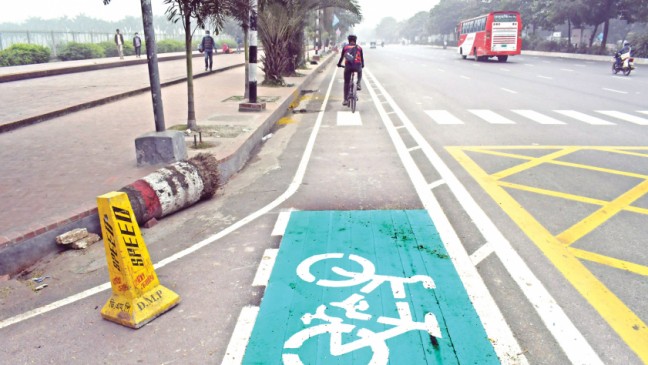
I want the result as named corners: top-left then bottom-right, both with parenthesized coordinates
top-left (239, 0), bottom-right (265, 111)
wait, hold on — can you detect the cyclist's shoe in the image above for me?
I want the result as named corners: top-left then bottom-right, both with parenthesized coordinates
top-left (343, 100), bottom-right (349, 106)
top-left (357, 83), bottom-right (362, 91)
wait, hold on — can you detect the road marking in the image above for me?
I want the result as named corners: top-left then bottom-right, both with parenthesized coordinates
top-left (470, 242), bottom-right (495, 265)
top-left (500, 88), bottom-right (518, 94)
top-left (428, 179), bottom-right (445, 190)
top-left (252, 249), bottom-right (278, 287)
top-left (0, 56), bottom-right (342, 332)
top-left (560, 68), bottom-right (575, 72)
top-left (460, 75), bottom-right (470, 79)
top-left (554, 110), bottom-right (615, 125)
top-left (597, 111), bottom-right (648, 125)
top-left (469, 109), bottom-right (516, 124)
top-left (366, 68), bottom-right (601, 362)
top-left (271, 210), bottom-right (293, 236)
top-left (424, 110), bottom-right (463, 124)
top-left (222, 306), bottom-right (260, 365)
top-left (366, 69), bottom-right (528, 364)
top-left (499, 68), bottom-right (510, 72)
top-left (512, 109), bottom-right (566, 124)
top-left (448, 146), bottom-right (648, 363)
top-left (603, 88), bottom-right (628, 94)
top-left (337, 111), bottom-right (362, 126)
top-left (537, 75), bottom-right (553, 80)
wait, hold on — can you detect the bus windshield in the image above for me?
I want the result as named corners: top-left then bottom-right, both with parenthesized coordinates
top-left (493, 13), bottom-right (518, 23)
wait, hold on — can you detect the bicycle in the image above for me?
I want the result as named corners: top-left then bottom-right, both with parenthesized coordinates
top-left (338, 65), bottom-right (359, 113)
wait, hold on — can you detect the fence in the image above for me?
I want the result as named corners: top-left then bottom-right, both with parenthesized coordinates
top-left (0, 31), bottom-right (185, 57)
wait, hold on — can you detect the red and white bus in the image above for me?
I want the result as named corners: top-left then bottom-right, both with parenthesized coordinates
top-left (457, 11), bottom-right (522, 62)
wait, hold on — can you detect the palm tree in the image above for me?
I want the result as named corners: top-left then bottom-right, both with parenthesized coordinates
top-left (258, 0), bottom-right (361, 85)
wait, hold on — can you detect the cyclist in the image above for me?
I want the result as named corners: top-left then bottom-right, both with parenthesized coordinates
top-left (337, 34), bottom-right (365, 106)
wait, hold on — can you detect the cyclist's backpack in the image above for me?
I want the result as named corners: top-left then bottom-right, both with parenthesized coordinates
top-left (344, 45), bottom-right (359, 63)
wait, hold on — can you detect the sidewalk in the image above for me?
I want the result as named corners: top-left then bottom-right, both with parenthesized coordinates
top-left (0, 50), bottom-right (334, 276)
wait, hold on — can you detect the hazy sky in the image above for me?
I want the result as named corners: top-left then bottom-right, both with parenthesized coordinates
top-left (3, 0), bottom-right (436, 27)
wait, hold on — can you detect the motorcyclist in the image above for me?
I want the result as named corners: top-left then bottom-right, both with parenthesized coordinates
top-left (615, 41), bottom-right (632, 68)
top-left (337, 34), bottom-right (365, 106)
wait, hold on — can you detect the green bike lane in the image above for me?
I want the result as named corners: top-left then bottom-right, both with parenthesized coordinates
top-left (242, 209), bottom-right (498, 364)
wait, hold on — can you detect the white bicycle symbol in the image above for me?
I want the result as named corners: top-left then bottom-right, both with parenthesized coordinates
top-left (282, 253), bottom-right (442, 365)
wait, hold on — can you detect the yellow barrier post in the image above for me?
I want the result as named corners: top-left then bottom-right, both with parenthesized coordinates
top-left (97, 191), bottom-right (180, 328)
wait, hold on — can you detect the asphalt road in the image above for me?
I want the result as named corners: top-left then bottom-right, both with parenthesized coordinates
top-left (0, 45), bottom-right (646, 365)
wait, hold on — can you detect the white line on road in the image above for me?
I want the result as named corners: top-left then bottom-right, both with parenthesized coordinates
top-left (0, 59), bottom-right (342, 332)
top-left (366, 69), bottom-right (528, 365)
top-left (537, 75), bottom-right (553, 80)
top-left (221, 306), bottom-right (260, 365)
top-left (469, 109), bottom-right (516, 124)
top-left (512, 109), bottom-right (566, 124)
top-left (337, 111), bottom-right (363, 126)
top-left (460, 75), bottom-right (470, 80)
top-left (470, 242), bottom-right (495, 266)
top-left (424, 110), bottom-right (464, 124)
top-left (366, 69), bottom-right (603, 365)
top-left (252, 249), bottom-right (279, 287)
top-left (501, 88), bottom-right (518, 94)
top-left (602, 88), bottom-right (628, 94)
top-left (554, 110), bottom-right (615, 125)
top-left (596, 110), bottom-right (648, 125)
top-left (271, 210), bottom-right (293, 236)
top-left (560, 68), bottom-right (575, 72)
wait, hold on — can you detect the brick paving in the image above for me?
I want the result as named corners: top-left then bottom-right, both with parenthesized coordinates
top-left (0, 50), bottom-right (329, 256)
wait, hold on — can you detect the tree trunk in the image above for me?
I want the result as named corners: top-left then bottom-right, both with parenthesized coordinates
top-left (589, 23), bottom-right (599, 48)
top-left (185, 15), bottom-right (197, 130)
top-left (601, 19), bottom-right (609, 51)
top-left (567, 19), bottom-right (572, 51)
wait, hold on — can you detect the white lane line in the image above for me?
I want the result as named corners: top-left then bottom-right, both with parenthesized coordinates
top-left (366, 68), bottom-right (603, 365)
top-left (602, 88), bottom-right (628, 94)
top-left (252, 249), bottom-right (279, 287)
top-left (271, 210), bottom-right (293, 236)
top-left (501, 88), bottom-right (518, 94)
top-left (337, 111), bottom-right (362, 126)
top-left (425, 110), bottom-right (464, 124)
top-left (469, 110), bottom-right (516, 124)
top-left (0, 60), bottom-right (341, 331)
top-left (428, 179), bottom-right (445, 190)
top-left (470, 242), bottom-right (495, 266)
top-left (438, 68), bottom-right (446, 73)
top-left (554, 110), bottom-right (615, 125)
top-left (499, 68), bottom-right (510, 72)
top-left (537, 75), bottom-right (553, 80)
top-left (366, 69), bottom-right (528, 365)
top-left (560, 68), bottom-right (575, 72)
top-left (221, 306), bottom-right (260, 365)
top-left (512, 110), bottom-right (566, 125)
top-left (408, 146), bottom-right (422, 152)
top-left (460, 75), bottom-right (471, 80)
top-left (596, 110), bottom-right (648, 125)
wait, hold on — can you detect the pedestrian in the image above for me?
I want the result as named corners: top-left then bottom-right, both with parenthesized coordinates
top-left (133, 32), bottom-right (142, 58)
top-left (114, 29), bottom-right (124, 59)
top-left (200, 30), bottom-right (216, 71)
top-left (336, 34), bottom-right (365, 106)
top-left (236, 36), bottom-right (242, 53)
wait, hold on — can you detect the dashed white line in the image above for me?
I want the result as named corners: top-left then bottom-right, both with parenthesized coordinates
top-left (252, 249), bottom-right (279, 287)
top-left (602, 88), bottom-right (628, 94)
top-left (537, 75), bottom-right (553, 80)
top-left (221, 306), bottom-right (260, 365)
top-left (501, 88), bottom-right (518, 94)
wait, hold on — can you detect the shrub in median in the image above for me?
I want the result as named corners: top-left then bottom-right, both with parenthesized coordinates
top-left (58, 42), bottom-right (104, 61)
top-left (156, 39), bottom-right (185, 53)
top-left (0, 43), bottom-right (51, 66)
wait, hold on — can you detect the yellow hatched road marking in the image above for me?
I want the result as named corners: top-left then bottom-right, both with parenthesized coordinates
top-left (447, 146), bottom-right (648, 363)
top-left (570, 248), bottom-right (648, 277)
top-left (557, 179), bottom-right (648, 246)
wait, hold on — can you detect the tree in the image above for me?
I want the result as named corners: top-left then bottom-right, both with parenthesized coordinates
top-left (375, 17), bottom-right (400, 43)
top-left (401, 11), bottom-right (431, 43)
top-left (164, 0), bottom-right (228, 130)
top-left (258, 0), bottom-right (361, 85)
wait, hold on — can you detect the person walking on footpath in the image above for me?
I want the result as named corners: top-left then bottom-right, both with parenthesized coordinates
top-left (114, 29), bottom-right (124, 59)
top-left (133, 32), bottom-right (142, 58)
top-left (200, 30), bottom-right (216, 71)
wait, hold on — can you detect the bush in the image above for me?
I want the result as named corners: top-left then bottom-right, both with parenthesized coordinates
top-left (58, 42), bottom-right (104, 61)
top-left (156, 39), bottom-right (185, 53)
top-left (628, 33), bottom-right (648, 58)
top-left (97, 41), bottom-right (136, 57)
top-left (0, 43), bottom-right (50, 66)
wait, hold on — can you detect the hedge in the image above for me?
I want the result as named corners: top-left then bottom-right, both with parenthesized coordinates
top-left (58, 42), bottom-right (105, 61)
top-left (0, 43), bottom-right (51, 66)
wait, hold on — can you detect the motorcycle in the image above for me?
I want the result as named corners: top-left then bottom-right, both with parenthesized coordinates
top-left (612, 51), bottom-right (635, 76)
